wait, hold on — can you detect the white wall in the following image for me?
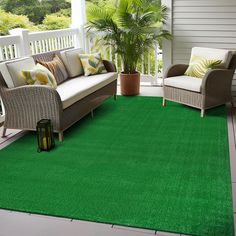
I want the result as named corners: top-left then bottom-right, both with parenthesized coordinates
top-left (163, 0), bottom-right (236, 103)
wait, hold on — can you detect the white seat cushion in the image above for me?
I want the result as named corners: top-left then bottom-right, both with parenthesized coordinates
top-left (164, 75), bottom-right (202, 92)
top-left (60, 48), bottom-right (84, 77)
top-left (57, 72), bottom-right (118, 109)
top-left (0, 57), bottom-right (35, 88)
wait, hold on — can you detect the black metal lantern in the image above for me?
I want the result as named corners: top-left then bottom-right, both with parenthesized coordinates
top-left (36, 119), bottom-right (55, 152)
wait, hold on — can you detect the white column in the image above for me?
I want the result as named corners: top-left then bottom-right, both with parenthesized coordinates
top-left (9, 28), bottom-right (31, 57)
top-left (71, 0), bottom-right (86, 27)
top-left (161, 0), bottom-right (173, 73)
top-left (71, 0), bottom-right (87, 50)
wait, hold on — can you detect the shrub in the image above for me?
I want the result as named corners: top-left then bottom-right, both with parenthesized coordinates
top-left (40, 14), bottom-right (71, 30)
top-left (0, 9), bottom-right (38, 35)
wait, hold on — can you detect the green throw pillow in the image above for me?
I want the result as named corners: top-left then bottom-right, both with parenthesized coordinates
top-left (185, 55), bottom-right (222, 78)
top-left (79, 53), bottom-right (107, 76)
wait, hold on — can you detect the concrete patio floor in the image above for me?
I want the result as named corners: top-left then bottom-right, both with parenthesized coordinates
top-left (0, 86), bottom-right (235, 236)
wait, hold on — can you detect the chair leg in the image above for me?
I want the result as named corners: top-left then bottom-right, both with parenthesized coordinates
top-left (91, 110), bottom-right (94, 118)
top-left (58, 132), bottom-right (64, 142)
top-left (201, 109), bottom-right (205, 118)
top-left (114, 94), bottom-right (117, 101)
top-left (231, 99), bottom-right (235, 108)
top-left (1, 127), bottom-right (6, 138)
top-left (162, 98), bottom-right (166, 107)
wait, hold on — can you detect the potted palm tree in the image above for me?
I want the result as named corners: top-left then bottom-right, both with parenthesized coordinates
top-left (87, 0), bottom-right (170, 95)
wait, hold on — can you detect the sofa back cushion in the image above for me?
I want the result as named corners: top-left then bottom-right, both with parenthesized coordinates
top-left (60, 48), bottom-right (84, 77)
top-left (0, 57), bottom-right (36, 88)
top-left (37, 55), bottom-right (68, 85)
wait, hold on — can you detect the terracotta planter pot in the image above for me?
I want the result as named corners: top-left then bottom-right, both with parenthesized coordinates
top-left (120, 72), bottom-right (140, 96)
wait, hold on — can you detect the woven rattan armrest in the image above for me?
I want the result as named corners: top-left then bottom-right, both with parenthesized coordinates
top-left (1, 85), bottom-right (63, 131)
top-left (164, 64), bottom-right (189, 79)
top-left (201, 69), bottom-right (234, 96)
top-left (102, 60), bottom-right (117, 72)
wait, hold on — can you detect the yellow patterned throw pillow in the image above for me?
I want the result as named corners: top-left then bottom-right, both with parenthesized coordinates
top-left (79, 53), bottom-right (107, 76)
top-left (22, 64), bottom-right (57, 89)
top-left (185, 55), bottom-right (222, 79)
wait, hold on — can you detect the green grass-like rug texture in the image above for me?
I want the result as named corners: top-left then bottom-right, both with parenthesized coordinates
top-left (0, 96), bottom-right (234, 236)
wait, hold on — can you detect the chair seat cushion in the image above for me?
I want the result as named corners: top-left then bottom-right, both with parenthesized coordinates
top-left (57, 72), bottom-right (118, 109)
top-left (164, 75), bottom-right (202, 92)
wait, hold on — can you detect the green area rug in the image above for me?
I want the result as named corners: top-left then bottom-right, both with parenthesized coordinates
top-left (0, 96), bottom-right (234, 235)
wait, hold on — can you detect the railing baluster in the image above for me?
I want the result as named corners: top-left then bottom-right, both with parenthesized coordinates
top-left (154, 43), bottom-right (159, 81)
top-left (70, 35), bottom-right (73, 47)
top-left (109, 44), bottom-right (112, 61)
top-left (121, 56), bottom-right (124, 72)
top-left (30, 42), bottom-right (34, 55)
top-left (39, 40), bottom-right (42, 53)
top-left (0, 47), bottom-right (4, 61)
top-left (141, 54), bottom-right (144, 74)
top-left (48, 38), bottom-right (52, 51)
top-left (63, 36), bottom-right (66, 48)
top-left (148, 49), bottom-right (151, 75)
top-left (13, 44), bottom-right (18, 58)
top-left (9, 45), bottom-right (14, 59)
top-left (65, 35), bottom-right (69, 48)
top-left (56, 37), bottom-right (59, 49)
top-left (45, 39), bottom-right (49, 52)
top-left (34, 41), bottom-right (39, 54)
top-left (60, 37), bottom-right (63, 49)
top-left (42, 40), bottom-right (46, 53)
top-left (52, 38), bottom-right (55, 50)
top-left (115, 53), bottom-right (118, 71)
top-left (4, 46), bottom-right (9, 60)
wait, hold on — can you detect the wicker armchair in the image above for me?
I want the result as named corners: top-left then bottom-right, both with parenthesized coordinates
top-left (163, 48), bottom-right (236, 117)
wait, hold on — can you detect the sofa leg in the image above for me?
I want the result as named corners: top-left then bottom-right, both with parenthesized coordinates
top-left (1, 127), bottom-right (6, 138)
top-left (201, 109), bottom-right (205, 118)
top-left (114, 94), bottom-right (117, 101)
top-left (162, 98), bottom-right (166, 107)
top-left (91, 110), bottom-right (94, 118)
top-left (58, 132), bottom-right (64, 142)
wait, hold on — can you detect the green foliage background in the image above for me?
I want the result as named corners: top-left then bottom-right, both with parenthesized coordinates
top-left (0, 0), bottom-right (72, 35)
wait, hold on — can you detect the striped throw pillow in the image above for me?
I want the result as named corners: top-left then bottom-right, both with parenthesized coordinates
top-left (37, 55), bottom-right (68, 84)
top-left (22, 64), bottom-right (57, 89)
top-left (185, 55), bottom-right (222, 79)
top-left (79, 53), bottom-right (107, 76)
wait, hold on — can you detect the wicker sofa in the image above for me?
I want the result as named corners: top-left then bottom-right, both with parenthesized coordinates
top-left (163, 47), bottom-right (236, 117)
top-left (0, 48), bottom-right (118, 141)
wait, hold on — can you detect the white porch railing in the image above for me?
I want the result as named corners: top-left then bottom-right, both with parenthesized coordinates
top-left (0, 28), bottom-right (82, 59)
top-left (28, 28), bottom-right (81, 55)
top-left (0, 35), bottom-right (21, 61)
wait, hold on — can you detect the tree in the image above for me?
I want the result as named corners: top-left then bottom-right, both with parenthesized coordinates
top-left (44, 0), bottom-right (70, 14)
top-left (0, 8), bottom-right (38, 35)
top-left (0, 0), bottom-right (71, 24)
top-left (40, 13), bottom-right (71, 30)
